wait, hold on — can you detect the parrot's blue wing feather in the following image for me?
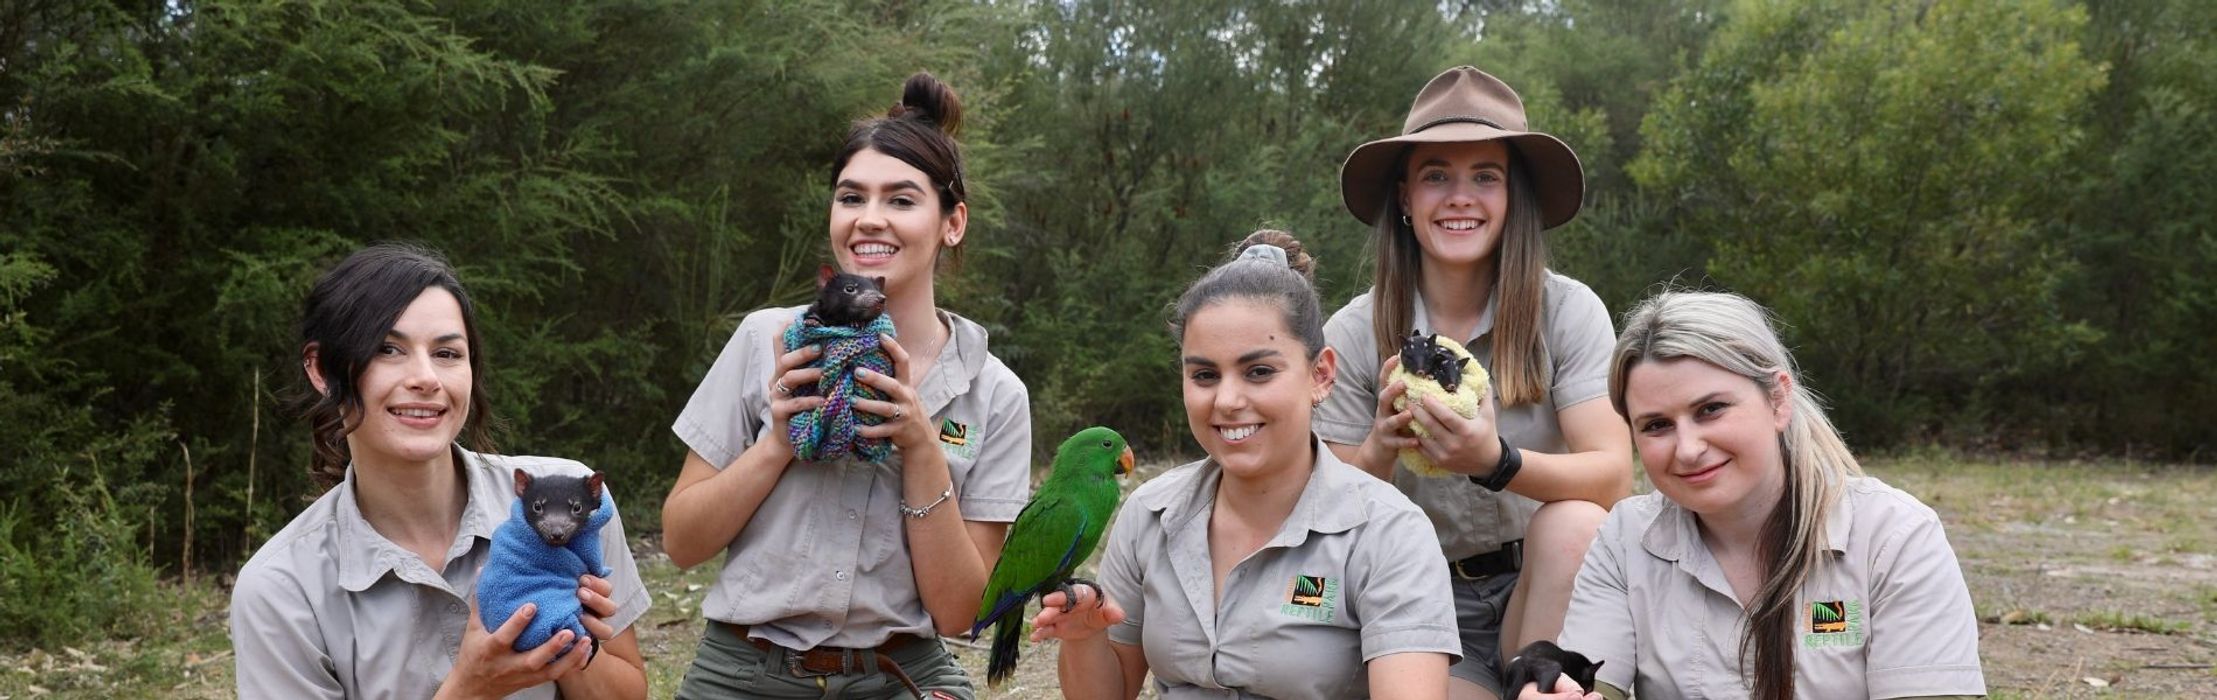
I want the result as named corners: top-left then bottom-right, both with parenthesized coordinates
top-left (969, 497), bottom-right (1090, 638)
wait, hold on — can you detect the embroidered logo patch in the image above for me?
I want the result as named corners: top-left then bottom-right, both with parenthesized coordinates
top-left (937, 419), bottom-right (977, 460)
top-left (1803, 599), bottom-right (1865, 648)
top-left (1280, 575), bottom-right (1338, 622)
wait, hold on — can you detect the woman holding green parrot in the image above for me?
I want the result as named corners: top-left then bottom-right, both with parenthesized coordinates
top-left (660, 72), bottom-right (1034, 699)
top-left (1315, 65), bottom-right (1635, 700)
top-left (1034, 230), bottom-right (1460, 700)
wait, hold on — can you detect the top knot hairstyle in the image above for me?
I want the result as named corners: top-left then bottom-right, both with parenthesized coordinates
top-left (834, 71), bottom-right (968, 215)
top-left (295, 243), bottom-right (498, 490)
top-left (1170, 229), bottom-right (1326, 359)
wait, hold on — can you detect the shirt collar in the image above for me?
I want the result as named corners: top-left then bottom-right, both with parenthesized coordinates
top-left (333, 445), bottom-right (502, 592)
top-left (1139, 435), bottom-right (1373, 540)
top-left (915, 309), bottom-right (991, 417)
top-left (1641, 483), bottom-right (1856, 562)
top-left (1410, 284), bottom-right (1500, 345)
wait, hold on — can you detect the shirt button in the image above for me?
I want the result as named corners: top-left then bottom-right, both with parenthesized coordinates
top-left (835, 570), bottom-right (849, 581)
top-left (846, 510), bottom-right (858, 520)
top-left (449, 603), bottom-right (464, 614)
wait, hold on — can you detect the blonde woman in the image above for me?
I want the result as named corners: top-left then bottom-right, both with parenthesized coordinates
top-left (1526, 291), bottom-right (1984, 699)
top-left (1318, 65), bottom-right (1634, 700)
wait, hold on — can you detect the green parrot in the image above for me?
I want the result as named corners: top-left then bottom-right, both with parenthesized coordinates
top-left (969, 426), bottom-right (1134, 686)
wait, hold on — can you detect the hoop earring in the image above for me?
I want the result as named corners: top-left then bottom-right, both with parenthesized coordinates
top-left (1399, 214), bottom-right (1412, 227)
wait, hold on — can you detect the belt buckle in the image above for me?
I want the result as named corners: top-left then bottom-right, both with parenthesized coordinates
top-left (1451, 557), bottom-right (1485, 581)
top-left (786, 648), bottom-right (850, 678)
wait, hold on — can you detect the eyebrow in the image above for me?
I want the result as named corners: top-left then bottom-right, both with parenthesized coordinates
top-left (1415, 157), bottom-right (1508, 171)
top-left (1182, 348), bottom-right (1286, 367)
top-left (388, 329), bottom-right (468, 345)
top-left (1631, 391), bottom-right (1729, 423)
top-left (835, 179), bottom-right (926, 193)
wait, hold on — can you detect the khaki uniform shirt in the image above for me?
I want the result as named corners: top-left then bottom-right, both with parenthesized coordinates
top-left (1314, 273), bottom-right (1616, 559)
top-left (229, 448), bottom-right (651, 699)
top-left (1100, 437), bottom-right (1461, 699)
top-left (1558, 477), bottom-right (1987, 699)
top-left (671, 306), bottom-right (1032, 649)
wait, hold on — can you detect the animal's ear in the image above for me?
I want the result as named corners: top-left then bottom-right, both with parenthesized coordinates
top-left (586, 472), bottom-right (605, 500)
top-left (818, 264), bottom-right (836, 287)
top-left (513, 468), bottom-right (532, 496)
top-left (871, 276), bottom-right (886, 290)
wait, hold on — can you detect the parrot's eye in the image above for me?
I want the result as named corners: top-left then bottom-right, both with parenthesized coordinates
top-left (1101, 440), bottom-right (1112, 449)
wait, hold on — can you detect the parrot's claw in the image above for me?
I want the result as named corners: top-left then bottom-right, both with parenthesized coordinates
top-left (1054, 578), bottom-right (1101, 613)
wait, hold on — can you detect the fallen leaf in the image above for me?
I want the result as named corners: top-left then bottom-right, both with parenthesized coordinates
top-left (687, 584), bottom-right (702, 592)
top-left (2075, 623), bottom-right (2096, 634)
top-left (62, 647), bottom-right (90, 661)
top-left (2082, 677), bottom-right (2110, 688)
top-left (2036, 623), bottom-right (2053, 631)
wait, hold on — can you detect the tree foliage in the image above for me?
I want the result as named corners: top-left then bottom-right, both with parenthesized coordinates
top-left (0, 0), bottom-right (2208, 648)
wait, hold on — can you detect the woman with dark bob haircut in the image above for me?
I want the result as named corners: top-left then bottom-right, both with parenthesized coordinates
top-left (229, 243), bottom-right (651, 699)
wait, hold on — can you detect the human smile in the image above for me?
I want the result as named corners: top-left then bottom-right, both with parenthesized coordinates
top-left (850, 241), bottom-right (899, 265)
top-left (1676, 460), bottom-right (1727, 485)
top-left (1435, 218), bottom-right (1483, 232)
top-left (388, 403), bottom-right (448, 429)
top-left (1217, 424), bottom-right (1260, 443)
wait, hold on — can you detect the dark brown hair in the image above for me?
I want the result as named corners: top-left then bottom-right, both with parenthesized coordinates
top-left (294, 243), bottom-right (497, 490)
top-left (832, 71), bottom-right (968, 263)
top-left (1171, 229), bottom-right (1325, 359)
top-left (1368, 145), bottom-right (1551, 405)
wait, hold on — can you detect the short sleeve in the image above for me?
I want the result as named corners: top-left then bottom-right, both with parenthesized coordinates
top-left (1099, 498), bottom-right (1150, 647)
top-left (1545, 279), bottom-right (1615, 410)
top-left (594, 488), bottom-right (653, 634)
top-left (673, 309), bottom-right (791, 469)
top-left (1316, 299), bottom-right (1381, 446)
top-left (1350, 506), bottom-right (1461, 662)
top-left (1558, 507), bottom-right (1639, 694)
top-left (956, 374), bottom-right (1032, 522)
top-left (1865, 509), bottom-right (1986, 698)
top-left (230, 564), bottom-right (346, 699)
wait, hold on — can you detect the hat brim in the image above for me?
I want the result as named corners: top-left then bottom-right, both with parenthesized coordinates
top-left (1339, 122), bottom-right (1585, 230)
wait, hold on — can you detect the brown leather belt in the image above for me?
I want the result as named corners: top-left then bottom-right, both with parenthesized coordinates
top-left (723, 623), bottom-right (926, 699)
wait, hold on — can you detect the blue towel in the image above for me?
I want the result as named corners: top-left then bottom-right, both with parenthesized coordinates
top-left (476, 487), bottom-right (615, 653)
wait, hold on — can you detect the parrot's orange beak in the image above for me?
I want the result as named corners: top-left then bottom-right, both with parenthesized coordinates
top-left (1116, 446), bottom-right (1134, 477)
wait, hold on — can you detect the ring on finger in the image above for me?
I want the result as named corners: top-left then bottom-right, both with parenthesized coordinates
top-left (775, 381), bottom-right (791, 395)
top-left (892, 406), bottom-right (905, 420)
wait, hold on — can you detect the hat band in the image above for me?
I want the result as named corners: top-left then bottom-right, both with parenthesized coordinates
top-left (1408, 115), bottom-right (1505, 135)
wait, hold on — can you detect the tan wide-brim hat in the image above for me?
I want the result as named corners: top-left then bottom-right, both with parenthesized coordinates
top-left (1340, 66), bottom-right (1585, 230)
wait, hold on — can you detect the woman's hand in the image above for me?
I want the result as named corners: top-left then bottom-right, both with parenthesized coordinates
top-left (436, 596), bottom-right (591, 700)
top-left (1406, 381), bottom-right (1505, 476)
top-left (1029, 583), bottom-right (1125, 643)
top-left (575, 574), bottom-right (618, 647)
top-left (1357, 355), bottom-right (1421, 470)
top-left (765, 342), bottom-right (827, 458)
top-left (1514, 675), bottom-right (1601, 700)
top-left (852, 334), bottom-right (933, 451)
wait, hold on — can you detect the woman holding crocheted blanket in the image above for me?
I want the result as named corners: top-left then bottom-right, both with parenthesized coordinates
top-left (661, 71), bottom-right (1034, 699)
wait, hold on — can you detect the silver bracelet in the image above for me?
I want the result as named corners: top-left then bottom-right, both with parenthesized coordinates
top-left (898, 483), bottom-right (954, 519)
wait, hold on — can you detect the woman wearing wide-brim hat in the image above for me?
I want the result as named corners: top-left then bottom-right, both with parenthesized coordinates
top-left (1313, 65), bottom-right (1635, 700)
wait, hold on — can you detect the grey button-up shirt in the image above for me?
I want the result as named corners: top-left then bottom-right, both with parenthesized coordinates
top-left (1559, 478), bottom-right (1987, 698)
top-left (229, 448), bottom-right (651, 699)
top-left (671, 305), bottom-right (1032, 649)
top-left (1314, 272), bottom-right (1616, 559)
top-left (1100, 438), bottom-right (1460, 699)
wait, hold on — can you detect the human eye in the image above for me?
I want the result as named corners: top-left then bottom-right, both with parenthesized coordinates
top-left (1244, 365), bottom-right (1279, 382)
top-left (835, 192), bottom-right (864, 206)
top-left (1475, 170), bottom-right (1503, 185)
top-left (1420, 169), bottom-right (1449, 184)
top-left (1697, 401), bottom-right (1730, 418)
top-left (434, 347), bottom-right (466, 362)
top-left (1639, 418), bottom-right (1673, 435)
top-left (376, 343), bottom-right (403, 357)
top-left (890, 195), bottom-right (918, 209)
top-left (1189, 368), bottom-right (1219, 385)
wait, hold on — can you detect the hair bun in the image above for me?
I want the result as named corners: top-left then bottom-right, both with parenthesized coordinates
top-left (891, 71), bottom-right (963, 137)
top-left (1236, 229), bottom-right (1316, 281)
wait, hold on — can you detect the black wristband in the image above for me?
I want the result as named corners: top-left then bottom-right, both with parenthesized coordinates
top-left (1468, 435), bottom-right (1521, 492)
